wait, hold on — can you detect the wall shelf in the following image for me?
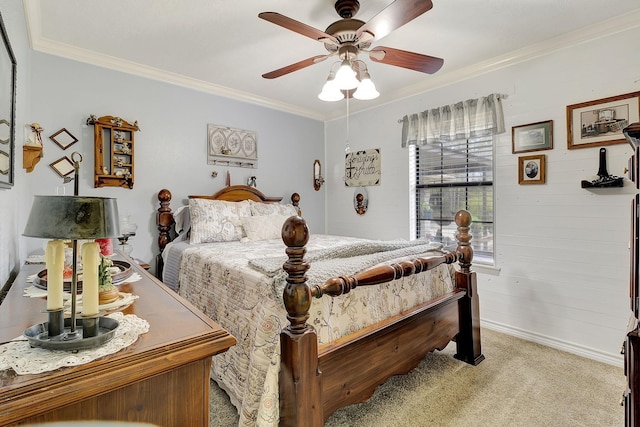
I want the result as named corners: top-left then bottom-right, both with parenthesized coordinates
top-left (87, 115), bottom-right (139, 189)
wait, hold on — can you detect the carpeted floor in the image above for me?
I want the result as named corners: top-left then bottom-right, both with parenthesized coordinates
top-left (209, 328), bottom-right (625, 426)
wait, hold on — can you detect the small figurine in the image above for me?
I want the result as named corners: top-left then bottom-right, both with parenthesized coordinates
top-left (26, 123), bottom-right (44, 146)
top-left (355, 193), bottom-right (368, 215)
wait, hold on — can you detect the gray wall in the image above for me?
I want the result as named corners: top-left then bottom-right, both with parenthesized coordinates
top-left (20, 48), bottom-right (325, 272)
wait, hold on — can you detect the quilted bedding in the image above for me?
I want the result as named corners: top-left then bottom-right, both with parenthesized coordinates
top-left (174, 235), bottom-right (456, 426)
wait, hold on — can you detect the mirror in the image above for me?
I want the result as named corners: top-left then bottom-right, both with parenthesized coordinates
top-left (0, 13), bottom-right (16, 188)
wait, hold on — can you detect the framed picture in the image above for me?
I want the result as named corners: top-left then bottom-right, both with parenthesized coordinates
top-left (49, 156), bottom-right (74, 177)
top-left (512, 120), bottom-right (553, 154)
top-left (567, 91), bottom-right (640, 149)
top-left (49, 128), bottom-right (78, 150)
top-left (0, 13), bottom-right (17, 188)
top-left (518, 154), bottom-right (546, 185)
top-left (207, 124), bottom-right (258, 168)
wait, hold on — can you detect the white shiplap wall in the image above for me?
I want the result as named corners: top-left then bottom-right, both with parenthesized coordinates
top-left (324, 25), bottom-right (640, 365)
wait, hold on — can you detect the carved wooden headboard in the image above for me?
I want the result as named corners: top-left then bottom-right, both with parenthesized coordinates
top-left (156, 185), bottom-right (300, 276)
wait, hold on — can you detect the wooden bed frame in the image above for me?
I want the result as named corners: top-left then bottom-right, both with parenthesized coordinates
top-left (156, 185), bottom-right (483, 427)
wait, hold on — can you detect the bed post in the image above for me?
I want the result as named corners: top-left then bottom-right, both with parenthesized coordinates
top-left (291, 192), bottom-right (301, 215)
top-left (453, 210), bottom-right (485, 365)
top-left (156, 189), bottom-right (174, 278)
top-left (280, 215), bottom-right (323, 427)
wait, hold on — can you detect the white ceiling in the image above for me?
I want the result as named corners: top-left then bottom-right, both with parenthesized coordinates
top-left (23, 0), bottom-right (640, 121)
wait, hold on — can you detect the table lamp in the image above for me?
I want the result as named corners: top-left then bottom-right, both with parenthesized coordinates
top-left (22, 153), bottom-right (121, 349)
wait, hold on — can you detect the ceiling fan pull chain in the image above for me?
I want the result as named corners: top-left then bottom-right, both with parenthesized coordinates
top-left (345, 96), bottom-right (351, 154)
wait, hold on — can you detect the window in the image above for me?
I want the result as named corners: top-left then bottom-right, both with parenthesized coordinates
top-left (413, 135), bottom-right (494, 263)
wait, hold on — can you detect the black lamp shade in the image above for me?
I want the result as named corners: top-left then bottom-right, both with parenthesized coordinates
top-left (23, 196), bottom-right (120, 239)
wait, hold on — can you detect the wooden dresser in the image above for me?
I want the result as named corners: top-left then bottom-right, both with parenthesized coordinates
top-left (625, 122), bottom-right (640, 427)
top-left (0, 257), bottom-right (236, 426)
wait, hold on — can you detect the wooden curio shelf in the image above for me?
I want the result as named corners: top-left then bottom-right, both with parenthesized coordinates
top-left (87, 115), bottom-right (139, 189)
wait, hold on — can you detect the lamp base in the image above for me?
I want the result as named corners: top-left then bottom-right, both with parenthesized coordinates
top-left (24, 317), bottom-right (119, 351)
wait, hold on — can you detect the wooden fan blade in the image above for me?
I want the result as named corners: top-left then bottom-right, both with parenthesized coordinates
top-left (369, 46), bottom-right (443, 74)
top-left (262, 55), bottom-right (330, 79)
top-left (259, 12), bottom-right (339, 45)
top-left (356, 0), bottom-right (433, 41)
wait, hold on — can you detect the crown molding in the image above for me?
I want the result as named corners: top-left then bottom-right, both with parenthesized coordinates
top-left (373, 8), bottom-right (640, 113)
top-left (22, 1), bottom-right (324, 121)
top-left (23, 1), bottom-right (640, 123)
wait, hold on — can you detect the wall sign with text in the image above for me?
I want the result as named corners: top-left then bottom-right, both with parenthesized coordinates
top-left (344, 148), bottom-right (381, 187)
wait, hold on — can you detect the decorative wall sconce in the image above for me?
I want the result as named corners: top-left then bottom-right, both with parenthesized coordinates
top-left (23, 123), bottom-right (44, 173)
top-left (354, 187), bottom-right (368, 215)
top-left (313, 160), bottom-right (324, 191)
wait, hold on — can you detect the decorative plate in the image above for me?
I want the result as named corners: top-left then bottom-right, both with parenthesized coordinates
top-left (33, 260), bottom-right (132, 292)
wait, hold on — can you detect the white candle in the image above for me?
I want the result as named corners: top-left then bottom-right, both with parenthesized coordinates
top-left (45, 240), bottom-right (65, 310)
top-left (81, 242), bottom-right (100, 316)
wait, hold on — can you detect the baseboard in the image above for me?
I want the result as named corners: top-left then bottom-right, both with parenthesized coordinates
top-left (0, 268), bottom-right (18, 305)
top-left (481, 319), bottom-right (624, 368)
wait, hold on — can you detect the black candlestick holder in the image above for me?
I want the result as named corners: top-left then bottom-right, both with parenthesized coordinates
top-left (22, 152), bottom-right (120, 351)
top-left (24, 315), bottom-right (119, 351)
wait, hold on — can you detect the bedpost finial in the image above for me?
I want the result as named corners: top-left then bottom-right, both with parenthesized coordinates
top-left (455, 210), bottom-right (473, 270)
top-left (282, 215), bottom-right (309, 248)
top-left (158, 188), bottom-right (172, 202)
top-left (455, 210), bottom-right (471, 228)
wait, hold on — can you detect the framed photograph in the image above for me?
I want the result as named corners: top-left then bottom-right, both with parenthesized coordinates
top-left (518, 154), bottom-right (546, 185)
top-left (49, 128), bottom-right (78, 150)
top-left (512, 120), bottom-right (553, 154)
top-left (49, 156), bottom-right (74, 177)
top-left (567, 91), bottom-right (640, 149)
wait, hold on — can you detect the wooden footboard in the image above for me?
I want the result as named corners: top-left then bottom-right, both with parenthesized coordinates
top-left (279, 211), bottom-right (483, 426)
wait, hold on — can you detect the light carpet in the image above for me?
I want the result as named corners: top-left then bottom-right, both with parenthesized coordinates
top-left (209, 328), bottom-right (625, 426)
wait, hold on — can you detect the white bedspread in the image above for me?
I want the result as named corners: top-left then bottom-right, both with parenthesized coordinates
top-left (175, 235), bottom-right (456, 426)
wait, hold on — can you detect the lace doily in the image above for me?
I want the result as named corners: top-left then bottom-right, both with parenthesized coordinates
top-left (0, 312), bottom-right (150, 375)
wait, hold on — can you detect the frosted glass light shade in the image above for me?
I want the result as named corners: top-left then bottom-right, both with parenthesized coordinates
top-left (332, 60), bottom-right (359, 90)
top-left (318, 81), bottom-right (344, 102)
top-left (353, 77), bottom-right (380, 100)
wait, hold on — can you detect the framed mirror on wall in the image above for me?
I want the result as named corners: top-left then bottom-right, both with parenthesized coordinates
top-left (0, 12), bottom-right (16, 188)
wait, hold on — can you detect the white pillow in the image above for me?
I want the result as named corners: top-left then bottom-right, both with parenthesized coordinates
top-left (249, 200), bottom-right (298, 217)
top-left (241, 215), bottom-right (290, 241)
top-left (173, 205), bottom-right (191, 234)
top-left (189, 198), bottom-right (251, 244)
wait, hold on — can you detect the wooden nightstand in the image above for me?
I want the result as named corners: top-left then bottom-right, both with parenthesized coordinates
top-left (0, 257), bottom-right (236, 426)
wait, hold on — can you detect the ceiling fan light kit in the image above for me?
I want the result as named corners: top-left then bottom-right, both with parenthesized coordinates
top-left (353, 71), bottom-right (379, 100)
top-left (333, 59), bottom-right (360, 90)
top-left (259, 0), bottom-right (442, 102)
top-left (318, 74), bottom-right (345, 102)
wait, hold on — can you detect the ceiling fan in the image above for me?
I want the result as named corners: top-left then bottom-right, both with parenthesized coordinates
top-left (258, 0), bottom-right (444, 80)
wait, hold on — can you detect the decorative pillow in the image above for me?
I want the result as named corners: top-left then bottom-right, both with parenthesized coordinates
top-left (173, 205), bottom-right (191, 234)
top-left (241, 215), bottom-right (290, 241)
top-left (188, 198), bottom-right (251, 244)
top-left (249, 200), bottom-right (298, 217)
top-left (279, 203), bottom-right (299, 216)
